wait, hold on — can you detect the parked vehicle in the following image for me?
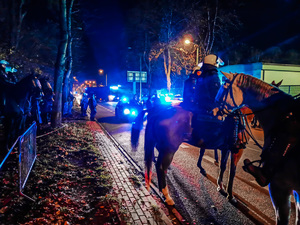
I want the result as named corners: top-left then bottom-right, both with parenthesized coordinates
top-left (115, 96), bottom-right (143, 121)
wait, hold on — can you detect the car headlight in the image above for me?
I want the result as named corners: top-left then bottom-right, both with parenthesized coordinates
top-left (123, 108), bottom-right (130, 115)
top-left (131, 110), bottom-right (137, 116)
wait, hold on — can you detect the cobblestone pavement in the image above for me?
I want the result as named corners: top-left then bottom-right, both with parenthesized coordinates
top-left (87, 121), bottom-right (173, 225)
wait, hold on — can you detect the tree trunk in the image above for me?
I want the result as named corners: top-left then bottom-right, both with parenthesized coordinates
top-left (62, 0), bottom-right (74, 108)
top-left (51, 0), bottom-right (68, 128)
top-left (163, 48), bottom-right (172, 91)
top-left (8, 0), bottom-right (26, 49)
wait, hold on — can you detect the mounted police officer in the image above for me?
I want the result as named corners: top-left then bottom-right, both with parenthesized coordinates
top-left (0, 60), bottom-right (18, 116)
top-left (0, 60), bottom-right (17, 84)
top-left (195, 54), bottom-right (224, 113)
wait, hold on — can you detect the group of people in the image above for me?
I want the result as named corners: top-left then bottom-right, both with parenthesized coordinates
top-left (80, 93), bottom-right (97, 121)
top-left (0, 60), bottom-right (55, 126)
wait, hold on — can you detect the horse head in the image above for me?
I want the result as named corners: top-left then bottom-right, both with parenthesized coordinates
top-left (216, 72), bottom-right (244, 109)
top-left (217, 71), bottom-right (285, 111)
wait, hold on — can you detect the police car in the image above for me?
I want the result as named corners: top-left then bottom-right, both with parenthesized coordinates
top-left (115, 96), bottom-right (143, 121)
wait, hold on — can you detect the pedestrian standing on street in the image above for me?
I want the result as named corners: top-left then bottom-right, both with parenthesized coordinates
top-left (80, 93), bottom-right (89, 117)
top-left (146, 95), bottom-right (152, 110)
top-left (88, 94), bottom-right (97, 121)
top-left (67, 92), bottom-right (74, 116)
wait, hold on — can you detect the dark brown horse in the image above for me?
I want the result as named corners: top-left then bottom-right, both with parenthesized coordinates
top-left (131, 105), bottom-right (252, 205)
top-left (218, 72), bottom-right (300, 225)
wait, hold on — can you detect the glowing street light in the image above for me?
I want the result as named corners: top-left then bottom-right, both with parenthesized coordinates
top-left (184, 39), bottom-right (200, 66)
top-left (184, 39), bottom-right (191, 45)
top-left (98, 69), bottom-right (107, 86)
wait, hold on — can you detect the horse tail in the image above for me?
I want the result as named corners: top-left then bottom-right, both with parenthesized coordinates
top-left (144, 119), bottom-right (155, 191)
top-left (131, 109), bottom-right (148, 151)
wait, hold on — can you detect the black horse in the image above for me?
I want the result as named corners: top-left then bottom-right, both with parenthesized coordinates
top-left (0, 74), bottom-right (43, 150)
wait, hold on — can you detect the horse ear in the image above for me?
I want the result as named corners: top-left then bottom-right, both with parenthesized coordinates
top-left (221, 71), bottom-right (233, 81)
top-left (278, 79), bottom-right (283, 87)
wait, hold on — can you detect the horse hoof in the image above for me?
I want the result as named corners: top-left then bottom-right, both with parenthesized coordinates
top-left (200, 168), bottom-right (207, 176)
top-left (165, 198), bottom-right (175, 206)
top-left (227, 196), bottom-right (237, 205)
top-left (217, 186), bottom-right (228, 197)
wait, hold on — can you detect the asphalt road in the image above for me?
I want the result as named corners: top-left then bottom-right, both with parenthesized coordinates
top-left (95, 101), bottom-right (296, 225)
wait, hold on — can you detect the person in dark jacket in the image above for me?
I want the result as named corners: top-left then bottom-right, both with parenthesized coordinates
top-left (195, 54), bottom-right (224, 113)
top-left (80, 93), bottom-right (89, 117)
top-left (88, 94), bottom-right (97, 121)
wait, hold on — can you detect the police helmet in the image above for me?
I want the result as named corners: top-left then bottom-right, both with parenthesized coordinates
top-left (203, 54), bottom-right (224, 67)
top-left (0, 60), bottom-right (9, 65)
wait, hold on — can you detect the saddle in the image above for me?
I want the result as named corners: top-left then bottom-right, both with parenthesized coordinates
top-left (190, 110), bottom-right (246, 151)
top-left (189, 112), bottom-right (225, 149)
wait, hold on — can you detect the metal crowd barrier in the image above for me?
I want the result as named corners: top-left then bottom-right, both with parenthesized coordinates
top-left (19, 122), bottom-right (37, 201)
top-left (0, 122), bottom-right (37, 201)
top-left (0, 137), bottom-right (19, 169)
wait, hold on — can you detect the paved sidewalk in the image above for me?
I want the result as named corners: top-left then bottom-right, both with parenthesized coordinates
top-left (87, 121), bottom-right (173, 225)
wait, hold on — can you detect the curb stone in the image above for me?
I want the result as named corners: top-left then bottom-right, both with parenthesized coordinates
top-left (87, 121), bottom-right (173, 225)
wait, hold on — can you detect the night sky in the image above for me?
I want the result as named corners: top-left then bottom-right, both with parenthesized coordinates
top-left (236, 0), bottom-right (300, 49)
top-left (79, 0), bottom-right (300, 84)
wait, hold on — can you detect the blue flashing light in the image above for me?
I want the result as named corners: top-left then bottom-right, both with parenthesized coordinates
top-left (110, 86), bottom-right (119, 90)
top-left (131, 110), bottom-right (137, 116)
top-left (124, 108), bottom-right (130, 115)
top-left (121, 97), bottom-right (129, 103)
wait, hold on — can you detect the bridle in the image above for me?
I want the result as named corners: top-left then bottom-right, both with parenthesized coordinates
top-left (216, 73), bottom-right (264, 150)
top-left (216, 73), bottom-right (244, 114)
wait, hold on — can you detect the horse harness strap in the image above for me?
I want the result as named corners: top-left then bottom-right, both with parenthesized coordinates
top-left (232, 110), bottom-right (248, 149)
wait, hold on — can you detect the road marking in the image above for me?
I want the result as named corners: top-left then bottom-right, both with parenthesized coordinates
top-left (203, 155), bottom-right (215, 163)
top-left (98, 105), bottom-right (114, 113)
top-left (180, 143), bottom-right (190, 148)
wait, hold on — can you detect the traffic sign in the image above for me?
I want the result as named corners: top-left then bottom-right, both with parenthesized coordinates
top-left (127, 71), bottom-right (147, 83)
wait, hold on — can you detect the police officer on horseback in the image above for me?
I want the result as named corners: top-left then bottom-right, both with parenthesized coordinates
top-left (195, 54), bottom-right (224, 113)
top-left (0, 60), bottom-right (17, 84)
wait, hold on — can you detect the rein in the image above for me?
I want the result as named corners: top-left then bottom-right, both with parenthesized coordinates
top-left (219, 74), bottom-right (264, 150)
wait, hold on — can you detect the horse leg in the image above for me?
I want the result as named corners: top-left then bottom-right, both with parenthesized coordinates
top-left (217, 149), bottom-right (230, 196)
top-left (197, 148), bottom-right (207, 176)
top-left (226, 149), bottom-right (243, 203)
top-left (155, 151), bottom-right (175, 206)
top-left (293, 191), bottom-right (300, 225)
top-left (269, 183), bottom-right (291, 225)
top-left (214, 148), bottom-right (219, 166)
top-left (144, 139), bottom-right (155, 191)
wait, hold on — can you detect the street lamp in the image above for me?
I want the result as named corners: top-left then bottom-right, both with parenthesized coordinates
top-left (184, 39), bottom-right (200, 66)
top-left (98, 69), bottom-right (107, 86)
